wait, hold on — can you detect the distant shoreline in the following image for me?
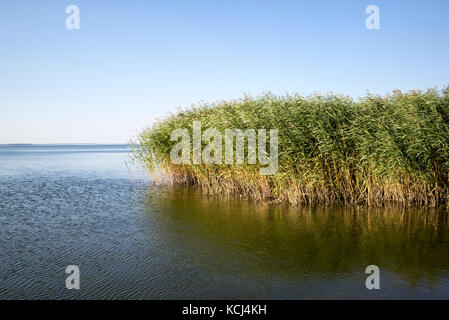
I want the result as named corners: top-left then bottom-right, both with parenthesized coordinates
top-left (0, 143), bottom-right (130, 146)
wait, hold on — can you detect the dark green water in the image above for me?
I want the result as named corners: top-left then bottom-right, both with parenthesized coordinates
top-left (0, 145), bottom-right (448, 299)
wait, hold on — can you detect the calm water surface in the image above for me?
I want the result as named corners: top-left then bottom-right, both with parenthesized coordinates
top-left (1, 145), bottom-right (448, 299)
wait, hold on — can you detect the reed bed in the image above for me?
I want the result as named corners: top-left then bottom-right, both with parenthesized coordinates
top-left (133, 88), bottom-right (449, 207)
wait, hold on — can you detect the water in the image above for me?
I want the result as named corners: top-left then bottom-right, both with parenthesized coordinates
top-left (1, 145), bottom-right (448, 299)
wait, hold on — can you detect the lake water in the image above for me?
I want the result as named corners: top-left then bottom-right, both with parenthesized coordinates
top-left (1, 145), bottom-right (448, 299)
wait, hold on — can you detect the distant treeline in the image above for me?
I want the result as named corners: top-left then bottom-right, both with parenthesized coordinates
top-left (133, 88), bottom-right (449, 207)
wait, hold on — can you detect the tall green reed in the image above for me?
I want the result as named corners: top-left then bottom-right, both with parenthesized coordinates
top-left (133, 88), bottom-right (449, 207)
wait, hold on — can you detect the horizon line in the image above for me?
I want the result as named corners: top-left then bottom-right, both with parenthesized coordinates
top-left (0, 143), bottom-right (131, 146)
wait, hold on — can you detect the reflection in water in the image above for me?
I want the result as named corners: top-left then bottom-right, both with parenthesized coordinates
top-left (1, 145), bottom-right (448, 299)
top-left (143, 186), bottom-right (449, 298)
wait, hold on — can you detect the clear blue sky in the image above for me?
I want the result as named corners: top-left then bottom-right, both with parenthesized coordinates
top-left (1, 0), bottom-right (448, 144)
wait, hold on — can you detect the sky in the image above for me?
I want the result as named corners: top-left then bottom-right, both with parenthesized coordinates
top-left (1, 0), bottom-right (448, 144)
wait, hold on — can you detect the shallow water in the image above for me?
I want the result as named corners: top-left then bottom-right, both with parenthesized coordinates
top-left (0, 145), bottom-right (448, 299)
